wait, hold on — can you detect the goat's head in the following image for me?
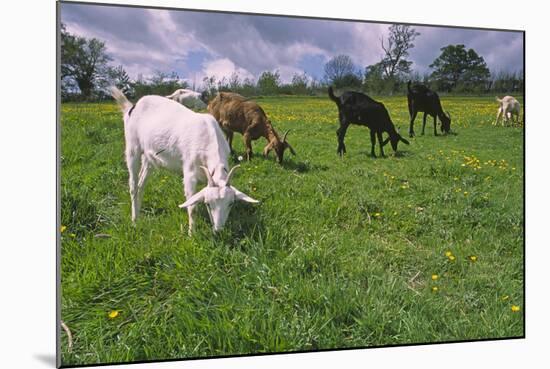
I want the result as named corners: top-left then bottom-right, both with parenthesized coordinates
top-left (178, 165), bottom-right (259, 232)
top-left (264, 128), bottom-right (296, 164)
top-left (383, 129), bottom-right (410, 153)
top-left (440, 111), bottom-right (452, 134)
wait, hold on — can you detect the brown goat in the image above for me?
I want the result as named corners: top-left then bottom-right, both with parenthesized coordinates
top-left (207, 92), bottom-right (295, 164)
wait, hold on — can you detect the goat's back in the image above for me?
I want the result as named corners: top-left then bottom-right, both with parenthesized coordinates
top-left (337, 90), bottom-right (385, 111)
top-left (127, 95), bottom-right (228, 157)
top-left (407, 83), bottom-right (443, 113)
top-left (207, 92), bottom-right (269, 133)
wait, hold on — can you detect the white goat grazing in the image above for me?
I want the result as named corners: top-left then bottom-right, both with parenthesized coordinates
top-left (165, 88), bottom-right (207, 110)
top-left (110, 87), bottom-right (258, 234)
top-left (494, 96), bottom-right (521, 126)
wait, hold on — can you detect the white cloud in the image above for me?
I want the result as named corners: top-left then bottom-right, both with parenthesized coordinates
top-left (201, 58), bottom-right (255, 82)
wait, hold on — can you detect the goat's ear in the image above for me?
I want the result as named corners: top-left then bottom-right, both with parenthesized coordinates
top-left (231, 187), bottom-right (259, 204)
top-left (178, 188), bottom-right (206, 209)
top-left (400, 136), bottom-right (410, 145)
top-left (382, 137), bottom-right (391, 146)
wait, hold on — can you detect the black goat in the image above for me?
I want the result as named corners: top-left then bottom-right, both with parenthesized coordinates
top-left (328, 86), bottom-right (409, 157)
top-left (407, 81), bottom-right (451, 137)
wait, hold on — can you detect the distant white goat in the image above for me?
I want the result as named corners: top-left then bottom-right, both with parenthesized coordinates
top-left (165, 88), bottom-right (207, 110)
top-left (494, 96), bottom-right (521, 126)
top-left (110, 87), bottom-right (258, 235)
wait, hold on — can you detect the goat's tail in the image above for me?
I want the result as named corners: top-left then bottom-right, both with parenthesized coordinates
top-left (109, 86), bottom-right (133, 114)
top-left (327, 86), bottom-right (340, 105)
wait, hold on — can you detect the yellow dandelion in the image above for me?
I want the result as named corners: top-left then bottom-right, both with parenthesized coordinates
top-left (431, 274), bottom-right (439, 280)
top-left (511, 305), bottom-right (521, 312)
top-left (445, 251), bottom-right (453, 257)
top-left (448, 255), bottom-right (456, 261)
top-left (463, 191), bottom-right (469, 196)
top-left (374, 212), bottom-right (381, 217)
top-left (60, 225), bottom-right (67, 233)
top-left (432, 286), bottom-right (439, 292)
top-left (469, 255), bottom-right (478, 262)
top-left (108, 310), bottom-right (120, 319)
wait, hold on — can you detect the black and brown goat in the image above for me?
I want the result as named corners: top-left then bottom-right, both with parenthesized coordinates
top-left (407, 81), bottom-right (451, 137)
top-left (328, 86), bottom-right (409, 157)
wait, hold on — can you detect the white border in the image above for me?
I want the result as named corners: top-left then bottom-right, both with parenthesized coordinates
top-left (1, 1), bottom-right (547, 368)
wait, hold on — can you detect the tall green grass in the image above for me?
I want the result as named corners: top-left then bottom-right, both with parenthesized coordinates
top-left (60, 96), bottom-right (523, 366)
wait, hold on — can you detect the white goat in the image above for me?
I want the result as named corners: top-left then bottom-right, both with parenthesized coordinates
top-left (110, 87), bottom-right (258, 234)
top-left (165, 88), bottom-right (207, 110)
top-left (494, 96), bottom-right (521, 126)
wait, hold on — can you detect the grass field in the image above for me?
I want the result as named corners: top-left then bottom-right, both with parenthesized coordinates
top-left (60, 95), bottom-right (524, 366)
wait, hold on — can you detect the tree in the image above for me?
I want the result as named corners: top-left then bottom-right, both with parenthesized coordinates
top-left (429, 44), bottom-right (491, 92)
top-left (290, 72), bottom-right (310, 95)
top-left (257, 70), bottom-right (281, 95)
top-left (380, 24), bottom-right (420, 81)
top-left (61, 23), bottom-right (112, 99)
top-left (107, 65), bottom-right (132, 95)
top-left (364, 62), bottom-right (393, 94)
top-left (323, 54), bottom-right (361, 88)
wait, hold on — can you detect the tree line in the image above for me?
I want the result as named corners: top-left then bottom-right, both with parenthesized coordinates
top-left (60, 23), bottom-right (523, 101)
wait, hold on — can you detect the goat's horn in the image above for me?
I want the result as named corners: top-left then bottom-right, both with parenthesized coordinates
top-left (200, 166), bottom-right (214, 187)
top-left (226, 165), bottom-right (241, 186)
top-left (282, 129), bottom-right (291, 142)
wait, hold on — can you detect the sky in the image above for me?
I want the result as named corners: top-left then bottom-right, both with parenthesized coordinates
top-left (60, 2), bottom-right (524, 87)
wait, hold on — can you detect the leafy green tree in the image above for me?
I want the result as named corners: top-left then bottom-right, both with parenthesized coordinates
top-left (323, 54), bottom-right (361, 88)
top-left (364, 62), bottom-right (393, 94)
top-left (430, 44), bottom-right (491, 92)
top-left (107, 65), bottom-right (132, 95)
top-left (61, 23), bottom-right (112, 99)
top-left (131, 71), bottom-right (187, 98)
top-left (257, 70), bottom-right (281, 95)
top-left (290, 72), bottom-right (310, 95)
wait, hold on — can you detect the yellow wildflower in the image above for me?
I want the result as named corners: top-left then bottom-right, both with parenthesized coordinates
top-left (445, 251), bottom-right (453, 257)
top-left (469, 255), bottom-right (478, 262)
top-left (108, 310), bottom-right (120, 319)
top-left (431, 274), bottom-right (439, 280)
top-left (60, 225), bottom-right (67, 233)
top-left (432, 286), bottom-right (439, 292)
top-left (511, 305), bottom-right (521, 312)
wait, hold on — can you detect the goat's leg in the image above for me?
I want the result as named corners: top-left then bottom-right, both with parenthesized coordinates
top-left (494, 108), bottom-right (502, 126)
top-left (126, 149), bottom-right (142, 223)
top-left (409, 110), bottom-right (418, 137)
top-left (224, 129), bottom-right (234, 153)
top-left (433, 115), bottom-right (438, 136)
top-left (183, 174), bottom-right (198, 236)
top-left (336, 120), bottom-right (349, 157)
top-left (421, 112), bottom-right (427, 135)
top-left (376, 131), bottom-right (385, 157)
top-left (370, 129), bottom-right (376, 157)
top-left (243, 131), bottom-right (253, 160)
top-left (135, 157), bottom-right (151, 220)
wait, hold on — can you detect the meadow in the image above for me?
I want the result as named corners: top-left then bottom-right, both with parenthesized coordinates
top-left (60, 95), bottom-right (524, 366)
